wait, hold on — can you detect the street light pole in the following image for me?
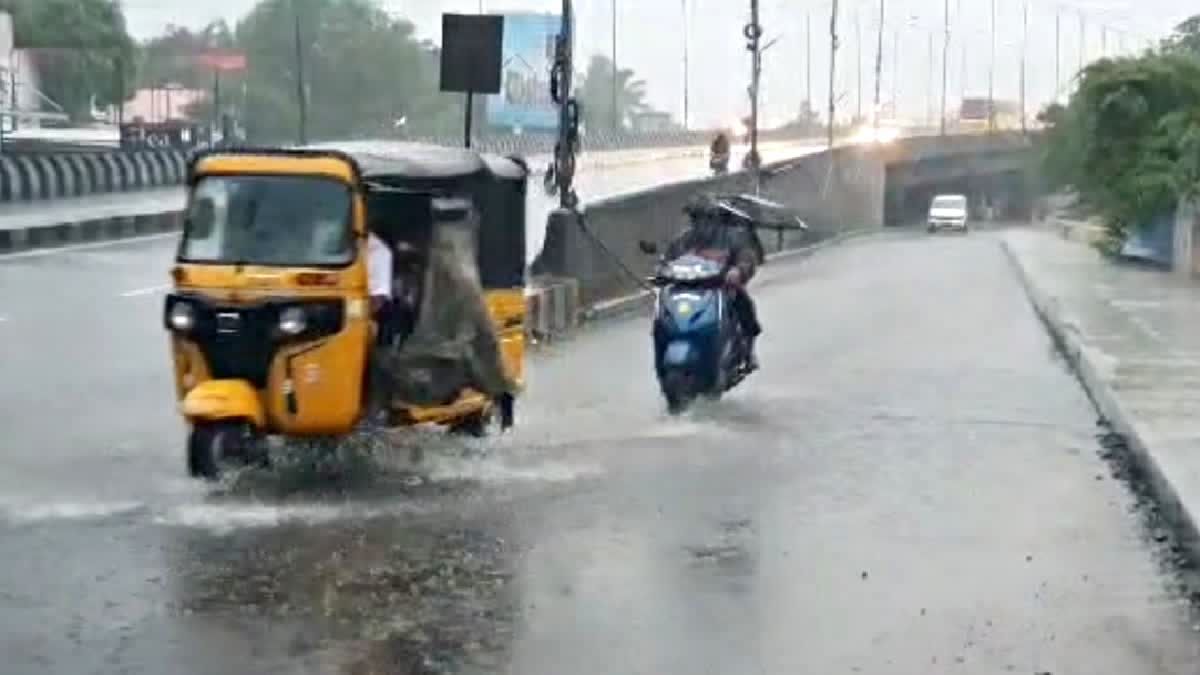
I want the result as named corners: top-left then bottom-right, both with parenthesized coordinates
top-left (682, 0), bottom-right (689, 129)
top-left (940, 0), bottom-right (949, 135)
top-left (747, 0), bottom-right (762, 189)
top-left (891, 28), bottom-right (898, 118)
top-left (927, 32), bottom-right (934, 127)
top-left (806, 12), bottom-right (812, 111)
top-left (873, 0), bottom-right (884, 133)
top-left (292, 0), bottom-right (307, 145)
top-left (856, 10), bottom-right (863, 121)
top-left (1055, 11), bottom-right (1061, 103)
top-left (611, 0), bottom-right (618, 130)
top-left (1079, 12), bottom-right (1085, 74)
top-left (828, 0), bottom-right (839, 148)
top-left (1020, 3), bottom-right (1027, 133)
top-left (987, 0), bottom-right (995, 133)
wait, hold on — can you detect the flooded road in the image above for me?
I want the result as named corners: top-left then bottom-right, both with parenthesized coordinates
top-left (4, 232), bottom-right (1200, 673)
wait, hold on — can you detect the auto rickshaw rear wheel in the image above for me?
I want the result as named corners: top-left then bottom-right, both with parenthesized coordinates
top-left (187, 421), bottom-right (259, 480)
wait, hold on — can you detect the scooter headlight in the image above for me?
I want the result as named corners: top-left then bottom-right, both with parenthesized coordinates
top-left (168, 301), bottom-right (195, 332)
top-left (278, 306), bottom-right (307, 336)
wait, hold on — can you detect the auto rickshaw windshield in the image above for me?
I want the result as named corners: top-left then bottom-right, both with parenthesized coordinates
top-left (179, 174), bottom-right (355, 267)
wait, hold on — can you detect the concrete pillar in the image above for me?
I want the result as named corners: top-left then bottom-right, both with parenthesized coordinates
top-left (1173, 199), bottom-right (1199, 279)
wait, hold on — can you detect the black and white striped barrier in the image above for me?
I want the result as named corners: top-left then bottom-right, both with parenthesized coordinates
top-left (0, 149), bottom-right (188, 203)
top-left (0, 210), bottom-right (183, 254)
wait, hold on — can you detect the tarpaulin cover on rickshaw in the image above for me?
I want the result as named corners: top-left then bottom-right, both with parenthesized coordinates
top-left (319, 142), bottom-right (527, 409)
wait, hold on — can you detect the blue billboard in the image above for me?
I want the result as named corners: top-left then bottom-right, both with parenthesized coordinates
top-left (486, 13), bottom-right (560, 130)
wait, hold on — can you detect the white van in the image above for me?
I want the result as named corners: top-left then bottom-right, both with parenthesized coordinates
top-left (927, 194), bottom-right (969, 233)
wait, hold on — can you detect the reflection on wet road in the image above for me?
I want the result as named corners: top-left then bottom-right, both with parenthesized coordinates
top-left (4, 231), bottom-right (1200, 674)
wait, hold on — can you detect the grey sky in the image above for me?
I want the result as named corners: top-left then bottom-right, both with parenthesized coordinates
top-left (121, 0), bottom-right (1193, 128)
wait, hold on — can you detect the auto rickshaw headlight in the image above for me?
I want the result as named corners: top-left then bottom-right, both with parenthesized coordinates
top-left (168, 302), bottom-right (195, 332)
top-left (278, 306), bottom-right (307, 336)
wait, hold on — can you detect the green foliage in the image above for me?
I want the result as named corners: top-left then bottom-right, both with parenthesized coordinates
top-left (1163, 15), bottom-right (1200, 56)
top-left (136, 0), bottom-right (464, 143)
top-left (0, 0), bottom-right (135, 121)
top-left (576, 55), bottom-right (648, 131)
top-left (1040, 39), bottom-right (1200, 243)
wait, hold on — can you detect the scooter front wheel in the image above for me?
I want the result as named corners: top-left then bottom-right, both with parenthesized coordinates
top-left (662, 371), bottom-right (697, 415)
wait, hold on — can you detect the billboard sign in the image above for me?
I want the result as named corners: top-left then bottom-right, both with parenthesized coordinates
top-left (486, 13), bottom-right (560, 130)
top-left (195, 49), bottom-right (247, 72)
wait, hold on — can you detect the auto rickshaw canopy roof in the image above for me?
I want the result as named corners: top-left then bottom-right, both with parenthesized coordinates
top-left (188, 140), bottom-right (528, 186)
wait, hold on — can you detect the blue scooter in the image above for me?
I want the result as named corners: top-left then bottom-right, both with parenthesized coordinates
top-left (639, 244), bottom-right (754, 414)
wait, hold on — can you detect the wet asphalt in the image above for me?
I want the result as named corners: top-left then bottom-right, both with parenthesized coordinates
top-left (4, 228), bottom-right (1200, 674)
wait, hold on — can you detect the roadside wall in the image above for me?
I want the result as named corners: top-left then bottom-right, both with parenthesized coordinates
top-left (533, 145), bottom-right (886, 306)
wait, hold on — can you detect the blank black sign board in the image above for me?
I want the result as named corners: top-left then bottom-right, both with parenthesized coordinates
top-left (440, 14), bottom-right (503, 94)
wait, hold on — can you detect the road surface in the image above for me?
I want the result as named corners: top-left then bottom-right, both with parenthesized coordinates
top-left (3, 227), bottom-right (1200, 673)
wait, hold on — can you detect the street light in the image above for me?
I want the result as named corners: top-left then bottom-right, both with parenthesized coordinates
top-left (292, 0), bottom-right (308, 145)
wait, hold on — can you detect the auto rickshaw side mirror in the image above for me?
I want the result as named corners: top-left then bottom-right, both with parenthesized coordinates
top-left (638, 240), bottom-right (658, 255)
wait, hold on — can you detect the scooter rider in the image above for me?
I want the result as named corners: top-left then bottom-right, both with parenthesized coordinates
top-left (663, 195), bottom-right (763, 369)
top-left (710, 131), bottom-right (731, 160)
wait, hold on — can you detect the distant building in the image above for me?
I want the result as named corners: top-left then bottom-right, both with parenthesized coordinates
top-left (0, 11), bottom-right (47, 131)
top-left (123, 85), bottom-right (207, 124)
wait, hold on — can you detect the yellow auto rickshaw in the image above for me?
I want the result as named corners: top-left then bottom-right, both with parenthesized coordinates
top-left (163, 141), bottom-right (527, 479)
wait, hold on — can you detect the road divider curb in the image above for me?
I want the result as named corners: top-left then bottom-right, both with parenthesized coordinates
top-left (526, 277), bottom-right (580, 342)
top-left (1001, 237), bottom-right (1200, 561)
top-left (0, 209), bottom-right (183, 254)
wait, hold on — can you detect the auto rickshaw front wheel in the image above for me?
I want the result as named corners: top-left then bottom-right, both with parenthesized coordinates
top-left (448, 411), bottom-right (492, 438)
top-left (187, 421), bottom-right (265, 480)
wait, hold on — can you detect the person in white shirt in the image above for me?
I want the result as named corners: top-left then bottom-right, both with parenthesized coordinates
top-left (367, 230), bottom-right (394, 312)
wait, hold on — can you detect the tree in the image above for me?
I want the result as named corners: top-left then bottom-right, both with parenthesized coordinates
top-left (1040, 51), bottom-right (1200, 249)
top-left (0, 0), bottom-right (135, 121)
top-left (233, 0), bottom-right (457, 143)
top-left (1163, 14), bottom-right (1200, 56)
top-left (576, 55), bottom-right (648, 131)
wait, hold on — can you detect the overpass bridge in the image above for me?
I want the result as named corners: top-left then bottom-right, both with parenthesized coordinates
top-left (534, 131), bottom-right (1040, 307)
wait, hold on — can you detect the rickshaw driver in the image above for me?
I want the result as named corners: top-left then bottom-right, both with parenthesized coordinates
top-left (367, 227), bottom-right (396, 343)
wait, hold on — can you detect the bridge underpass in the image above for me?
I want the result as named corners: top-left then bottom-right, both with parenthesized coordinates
top-left (883, 142), bottom-right (1037, 225)
top-left (2, 132), bottom-right (1198, 674)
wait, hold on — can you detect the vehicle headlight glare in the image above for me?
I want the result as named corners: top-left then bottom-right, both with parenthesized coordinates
top-left (279, 306), bottom-right (307, 336)
top-left (169, 302), bottom-right (194, 331)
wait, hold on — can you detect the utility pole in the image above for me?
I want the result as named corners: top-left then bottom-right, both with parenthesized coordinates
top-left (292, 0), bottom-right (307, 145)
top-left (611, 0), bottom-right (618, 130)
top-left (940, 0), bottom-right (949, 135)
top-left (828, 0), bottom-right (839, 148)
top-left (682, 0), bottom-right (689, 129)
top-left (987, 0), bottom-right (995, 133)
top-left (872, 0), bottom-right (884, 133)
top-left (746, 0), bottom-right (762, 188)
top-left (1101, 25), bottom-right (1107, 56)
